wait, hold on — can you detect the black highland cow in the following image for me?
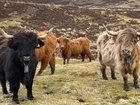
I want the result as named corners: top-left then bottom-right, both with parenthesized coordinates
top-left (0, 26), bottom-right (56, 104)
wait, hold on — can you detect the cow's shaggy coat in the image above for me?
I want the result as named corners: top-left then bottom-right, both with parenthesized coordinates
top-left (36, 31), bottom-right (57, 75)
top-left (96, 31), bottom-right (117, 80)
top-left (0, 31), bottom-right (44, 104)
top-left (57, 36), bottom-right (92, 64)
top-left (97, 27), bottom-right (140, 91)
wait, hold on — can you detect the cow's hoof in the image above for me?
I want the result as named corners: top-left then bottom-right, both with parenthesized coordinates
top-left (112, 77), bottom-right (117, 80)
top-left (134, 84), bottom-right (139, 89)
top-left (12, 99), bottom-right (20, 104)
top-left (3, 91), bottom-right (8, 94)
top-left (124, 86), bottom-right (129, 91)
top-left (28, 96), bottom-right (34, 100)
top-left (49, 73), bottom-right (54, 75)
top-left (103, 77), bottom-right (108, 80)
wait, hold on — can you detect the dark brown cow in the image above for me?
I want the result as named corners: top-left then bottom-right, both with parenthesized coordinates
top-left (97, 24), bottom-right (140, 91)
top-left (35, 29), bottom-right (57, 76)
top-left (57, 36), bottom-right (92, 64)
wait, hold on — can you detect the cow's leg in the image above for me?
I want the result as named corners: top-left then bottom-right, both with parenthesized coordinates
top-left (133, 69), bottom-right (139, 89)
top-left (123, 76), bottom-right (129, 91)
top-left (36, 57), bottom-right (50, 76)
top-left (49, 53), bottom-right (55, 75)
top-left (9, 81), bottom-right (20, 104)
top-left (63, 56), bottom-right (69, 64)
top-left (62, 55), bottom-right (66, 64)
top-left (85, 50), bottom-right (92, 62)
top-left (110, 67), bottom-right (117, 80)
top-left (100, 65), bottom-right (108, 80)
top-left (26, 81), bottom-right (34, 100)
top-left (98, 53), bottom-right (108, 80)
top-left (63, 58), bottom-right (66, 64)
top-left (81, 53), bottom-right (85, 62)
top-left (121, 70), bottom-right (129, 91)
top-left (0, 76), bottom-right (8, 94)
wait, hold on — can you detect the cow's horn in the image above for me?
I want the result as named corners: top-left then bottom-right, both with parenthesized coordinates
top-left (102, 24), bottom-right (118, 36)
top-left (38, 25), bottom-right (59, 39)
top-left (137, 32), bottom-right (140, 35)
top-left (0, 28), bottom-right (13, 38)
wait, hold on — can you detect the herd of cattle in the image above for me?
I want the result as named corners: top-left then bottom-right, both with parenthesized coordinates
top-left (0, 24), bottom-right (140, 104)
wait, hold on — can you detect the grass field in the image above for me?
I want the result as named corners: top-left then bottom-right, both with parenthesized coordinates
top-left (0, 1), bottom-right (140, 105)
top-left (0, 57), bottom-right (140, 105)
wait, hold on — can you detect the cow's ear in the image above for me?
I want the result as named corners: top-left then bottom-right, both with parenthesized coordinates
top-left (36, 39), bottom-right (44, 48)
top-left (7, 38), bottom-right (17, 50)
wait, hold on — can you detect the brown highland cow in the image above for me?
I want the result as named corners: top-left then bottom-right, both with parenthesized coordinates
top-left (57, 36), bottom-right (92, 64)
top-left (35, 27), bottom-right (57, 75)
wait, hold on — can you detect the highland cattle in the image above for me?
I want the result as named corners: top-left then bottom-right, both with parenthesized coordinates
top-left (0, 27), bottom-right (55, 104)
top-left (97, 24), bottom-right (140, 91)
top-left (57, 36), bottom-right (92, 64)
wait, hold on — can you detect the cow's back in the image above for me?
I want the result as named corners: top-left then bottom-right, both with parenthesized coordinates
top-left (70, 37), bottom-right (90, 55)
top-left (36, 33), bottom-right (57, 61)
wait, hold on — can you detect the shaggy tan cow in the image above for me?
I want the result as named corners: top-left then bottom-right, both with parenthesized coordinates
top-left (96, 31), bottom-right (117, 80)
top-left (57, 36), bottom-right (92, 64)
top-left (97, 25), bottom-right (140, 91)
top-left (35, 28), bottom-right (57, 76)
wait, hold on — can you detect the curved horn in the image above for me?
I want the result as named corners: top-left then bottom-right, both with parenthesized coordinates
top-left (38, 25), bottom-right (59, 39)
top-left (102, 24), bottom-right (119, 36)
top-left (0, 28), bottom-right (13, 38)
top-left (137, 32), bottom-right (140, 35)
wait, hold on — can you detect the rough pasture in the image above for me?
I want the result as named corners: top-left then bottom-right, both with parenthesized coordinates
top-left (0, 0), bottom-right (140, 105)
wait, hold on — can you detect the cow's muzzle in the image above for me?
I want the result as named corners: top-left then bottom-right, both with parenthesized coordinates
top-left (23, 56), bottom-right (30, 73)
top-left (121, 49), bottom-right (131, 56)
top-left (23, 56), bottom-right (30, 65)
top-left (60, 45), bottom-right (64, 52)
top-left (23, 56), bottom-right (30, 85)
top-left (121, 49), bottom-right (131, 64)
